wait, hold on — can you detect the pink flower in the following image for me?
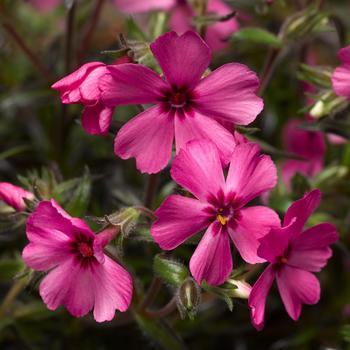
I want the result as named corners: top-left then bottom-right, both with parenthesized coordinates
top-left (101, 31), bottom-right (263, 173)
top-left (248, 189), bottom-right (338, 331)
top-left (332, 46), bottom-right (350, 99)
top-left (52, 62), bottom-right (114, 135)
top-left (113, 0), bottom-right (175, 13)
top-left (22, 200), bottom-right (133, 322)
top-left (28, 0), bottom-right (61, 12)
top-left (0, 182), bottom-right (34, 212)
top-left (151, 140), bottom-right (279, 286)
top-left (169, 0), bottom-right (239, 51)
top-left (282, 119), bottom-right (325, 189)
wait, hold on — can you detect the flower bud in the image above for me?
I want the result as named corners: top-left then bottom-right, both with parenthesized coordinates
top-left (309, 91), bottom-right (348, 119)
top-left (105, 207), bottom-right (140, 237)
top-left (176, 278), bottom-right (201, 320)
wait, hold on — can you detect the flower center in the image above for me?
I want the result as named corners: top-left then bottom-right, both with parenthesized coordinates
top-left (277, 256), bottom-right (288, 264)
top-left (170, 92), bottom-right (187, 108)
top-left (78, 242), bottom-right (94, 258)
top-left (216, 207), bottom-right (232, 226)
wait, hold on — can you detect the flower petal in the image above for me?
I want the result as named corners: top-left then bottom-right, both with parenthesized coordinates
top-left (193, 63), bottom-right (263, 125)
top-left (332, 46), bottom-right (350, 99)
top-left (150, 31), bottom-right (211, 90)
top-left (288, 223), bottom-right (338, 272)
top-left (171, 139), bottom-right (225, 201)
top-left (174, 111), bottom-right (236, 164)
top-left (82, 103), bottom-right (114, 135)
top-left (229, 206), bottom-right (280, 264)
top-left (276, 266), bottom-right (320, 321)
top-left (169, 3), bottom-right (193, 34)
top-left (92, 256), bottom-right (133, 322)
top-left (0, 182), bottom-right (33, 211)
top-left (151, 195), bottom-right (212, 250)
top-left (283, 189), bottom-right (321, 233)
top-left (114, 105), bottom-right (174, 174)
top-left (226, 143), bottom-right (277, 207)
top-left (248, 265), bottom-right (275, 331)
top-left (101, 64), bottom-right (167, 106)
top-left (190, 223), bottom-right (232, 286)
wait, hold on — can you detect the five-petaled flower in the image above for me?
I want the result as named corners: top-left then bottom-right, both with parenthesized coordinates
top-left (22, 200), bottom-right (133, 322)
top-left (248, 189), bottom-right (338, 331)
top-left (100, 30), bottom-right (263, 173)
top-left (151, 139), bottom-right (279, 286)
top-left (0, 182), bottom-right (34, 212)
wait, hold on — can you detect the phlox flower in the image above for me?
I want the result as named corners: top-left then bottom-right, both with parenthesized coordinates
top-left (282, 119), bottom-right (325, 189)
top-left (151, 139), bottom-right (279, 286)
top-left (248, 189), bottom-right (338, 330)
top-left (0, 182), bottom-right (34, 212)
top-left (332, 45), bottom-right (350, 100)
top-left (22, 200), bottom-right (133, 322)
top-left (101, 31), bottom-right (263, 173)
top-left (52, 62), bottom-right (115, 135)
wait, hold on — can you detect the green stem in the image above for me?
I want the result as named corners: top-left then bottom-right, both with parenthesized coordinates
top-left (143, 174), bottom-right (159, 209)
top-left (0, 277), bottom-right (27, 318)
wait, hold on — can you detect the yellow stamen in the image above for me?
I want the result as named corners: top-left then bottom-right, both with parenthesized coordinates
top-left (217, 214), bottom-right (228, 225)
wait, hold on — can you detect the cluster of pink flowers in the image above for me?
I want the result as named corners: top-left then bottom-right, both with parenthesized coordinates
top-left (2, 20), bottom-right (343, 327)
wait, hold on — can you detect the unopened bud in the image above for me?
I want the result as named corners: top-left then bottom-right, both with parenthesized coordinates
top-left (176, 278), bottom-right (201, 320)
top-left (105, 207), bottom-right (140, 236)
top-left (223, 279), bottom-right (252, 299)
top-left (309, 91), bottom-right (348, 119)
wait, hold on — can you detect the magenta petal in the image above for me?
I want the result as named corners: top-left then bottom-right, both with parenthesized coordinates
top-left (39, 258), bottom-right (94, 318)
top-left (0, 182), bottom-right (33, 211)
top-left (283, 189), bottom-right (321, 233)
top-left (193, 63), bottom-right (263, 125)
top-left (79, 66), bottom-right (108, 104)
top-left (174, 112), bottom-right (236, 164)
top-left (288, 223), bottom-right (338, 272)
top-left (229, 206), bottom-right (280, 264)
top-left (276, 266), bottom-right (320, 321)
top-left (332, 46), bottom-right (350, 99)
top-left (171, 139), bottom-right (225, 201)
top-left (82, 104), bottom-right (114, 135)
top-left (151, 195), bottom-right (212, 250)
top-left (100, 64), bottom-right (167, 106)
top-left (248, 265), bottom-right (275, 331)
top-left (113, 0), bottom-right (175, 13)
top-left (29, 0), bottom-right (61, 12)
top-left (257, 220), bottom-right (297, 263)
top-left (190, 223), bottom-right (232, 286)
top-left (226, 143), bottom-right (277, 206)
top-left (114, 106), bottom-right (174, 174)
top-left (168, 3), bottom-right (193, 34)
top-left (92, 256), bottom-right (133, 322)
top-left (150, 31), bottom-right (211, 89)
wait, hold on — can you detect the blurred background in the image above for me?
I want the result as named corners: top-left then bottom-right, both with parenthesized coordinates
top-left (0, 0), bottom-right (350, 349)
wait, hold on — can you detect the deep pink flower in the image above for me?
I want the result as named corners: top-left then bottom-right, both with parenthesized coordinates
top-left (101, 31), bottom-right (263, 173)
top-left (22, 200), bottom-right (133, 322)
top-left (151, 140), bottom-right (279, 285)
top-left (282, 119), bottom-right (325, 189)
top-left (0, 182), bottom-right (34, 212)
top-left (248, 189), bottom-right (338, 331)
top-left (169, 0), bottom-right (239, 51)
top-left (52, 62), bottom-right (114, 135)
top-left (332, 46), bottom-right (350, 99)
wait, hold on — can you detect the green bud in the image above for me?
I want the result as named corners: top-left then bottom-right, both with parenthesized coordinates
top-left (153, 254), bottom-right (189, 287)
top-left (105, 207), bottom-right (140, 236)
top-left (298, 64), bottom-right (333, 89)
top-left (309, 91), bottom-right (348, 118)
top-left (176, 278), bottom-right (201, 320)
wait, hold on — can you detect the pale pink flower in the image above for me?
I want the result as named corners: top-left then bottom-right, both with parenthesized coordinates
top-left (101, 31), bottom-right (263, 173)
top-left (22, 200), bottom-right (133, 322)
top-left (52, 62), bottom-right (114, 135)
top-left (0, 182), bottom-right (34, 212)
top-left (169, 0), bottom-right (239, 51)
top-left (282, 119), bottom-right (325, 189)
top-left (151, 140), bottom-right (279, 286)
top-left (248, 189), bottom-right (338, 330)
top-left (332, 46), bottom-right (350, 99)
top-left (113, 0), bottom-right (175, 13)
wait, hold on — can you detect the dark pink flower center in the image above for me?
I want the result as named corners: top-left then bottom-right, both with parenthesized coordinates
top-left (170, 92), bottom-right (187, 108)
top-left (78, 242), bottom-right (94, 257)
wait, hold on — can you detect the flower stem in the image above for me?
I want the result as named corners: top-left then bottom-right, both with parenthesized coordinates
top-left (143, 174), bottom-right (159, 209)
top-left (77, 0), bottom-right (106, 65)
top-left (143, 297), bottom-right (177, 319)
top-left (0, 277), bottom-right (27, 318)
top-left (138, 277), bottom-right (162, 311)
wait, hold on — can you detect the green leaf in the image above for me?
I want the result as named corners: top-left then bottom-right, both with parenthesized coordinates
top-left (341, 324), bottom-right (350, 343)
top-left (232, 27), bottom-right (282, 48)
top-left (134, 313), bottom-right (187, 350)
top-left (0, 257), bottom-right (25, 282)
top-left (64, 168), bottom-right (91, 217)
top-left (0, 145), bottom-right (31, 160)
top-left (154, 254), bottom-right (189, 287)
